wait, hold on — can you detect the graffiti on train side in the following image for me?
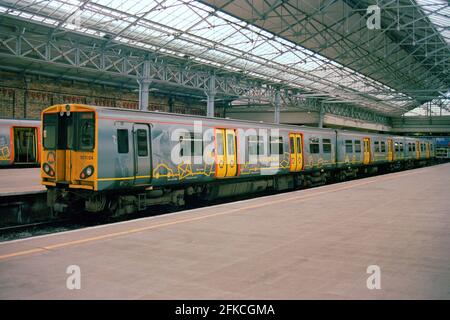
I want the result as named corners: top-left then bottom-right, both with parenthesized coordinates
top-left (0, 135), bottom-right (10, 160)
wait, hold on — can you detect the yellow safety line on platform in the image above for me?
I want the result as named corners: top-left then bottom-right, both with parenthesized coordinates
top-left (0, 169), bottom-right (425, 261)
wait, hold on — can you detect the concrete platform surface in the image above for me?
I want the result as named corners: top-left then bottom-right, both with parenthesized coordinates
top-left (0, 168), bottom-right (44, 196)
top-left (0, 164), bottom-right (449, 299)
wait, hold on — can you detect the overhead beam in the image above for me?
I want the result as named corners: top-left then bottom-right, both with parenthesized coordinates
top-left (0, 15), bottom-right (392, 125)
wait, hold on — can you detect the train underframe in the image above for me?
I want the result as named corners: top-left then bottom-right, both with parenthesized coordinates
top-left (46, 158), bottom-right (434, 217)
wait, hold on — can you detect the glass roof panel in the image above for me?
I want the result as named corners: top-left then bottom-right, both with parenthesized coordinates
top-left (0, 0), bottom-right (446, 115)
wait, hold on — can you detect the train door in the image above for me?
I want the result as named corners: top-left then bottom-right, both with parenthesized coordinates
top-left (215, 128), bottom-right (237, 178)
top-left (13, 127), bottom-right (37, 164)
top-left (295, 134), bottom-right (303, 171)
top-left (289, 133), bottom-right (303, 172)
top-left (289, 133), bottom-right (297, 171)
top-left (363, 138), bottom-right (371, 164)
top-left (387, 139), bottom-right (394, 161)
top-left (415, 141), bottom-right (420, 159)
top-left (133, 124), bottom-right (151, 184)
top-left (215, 129), bottom-right (226, 178)
top-left (225, 129), bottom-right (237, 177)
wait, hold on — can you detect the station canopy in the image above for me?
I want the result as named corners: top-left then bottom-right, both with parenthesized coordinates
top-left (0, 0), bottom-right (449, 116)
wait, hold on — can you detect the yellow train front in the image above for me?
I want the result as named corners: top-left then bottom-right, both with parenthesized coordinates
top-left (41, 104), bottom-right (97, 212)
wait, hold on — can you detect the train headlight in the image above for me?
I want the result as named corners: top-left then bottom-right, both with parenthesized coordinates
top-left (43, 163), bottom-right (55, 177)
top-left (80, 166), bottom-right (94, 179)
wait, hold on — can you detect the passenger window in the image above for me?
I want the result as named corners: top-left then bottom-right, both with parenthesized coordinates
top-left (136, 129), bottom-right (148, 157)
top-left (248, 135), bottom-right (258, 156)
top-left (354, 140), bottom-right (361, 153)
top-left (117, 129), bottom-right (129, 154)
top-left (380, 141), bottom-right (386, 152)
top-left (400, 143), bottom-right (404, 152)
top-left (216, 133), bottom-right (224, 156)
top-left (192, 133), bottom-right (203, 156)
top-left (270, 136), bottom-right (283, 155)
top-left (345, 140), bottom-right (353, 153)
top-left (374, 141), bottom-right (380, 152)
top-left (180, 132), bottom-right (203, 157)
top-left (179, 136), bottom-right (185, 157)
top-left (309, 138), bottom-right (319, 154)
top-left (322, 138), bottom-right (332, 154)
top-left (257, 136), bottom-right (265, 155)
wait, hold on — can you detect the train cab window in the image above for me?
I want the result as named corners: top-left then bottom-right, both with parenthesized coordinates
top-left (395, 142), bottom-right (399, 152)
top-left (400, 142), bottom-right (404, 152)
top-left (136, 129), bottom-right (148, 157)
top-left (322, 138), bottom-right (332, 153)
top-left (270, 136), bottom-right (283, 155)
top-left (117, 129), bottom-right (129, 154)
top-left (43, 114), bottom-right (57, 150)
top-left (380, 141), bottom-right (386, 152)
top-left (345, 140), bottom-right (353, 153)
top-left (354, 140), bottom-right (361, 153)
top-left (78, 113), bottom-right (95, 151)
top-left (309, 138), bottom-right (319, 154)
top-left (374, 141), bottom-right (380, 152)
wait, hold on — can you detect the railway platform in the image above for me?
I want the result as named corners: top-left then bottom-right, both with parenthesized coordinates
top-left (0, 168), bottom-right (44, 197)
top-left (0, 163), bottom-right (449, 299)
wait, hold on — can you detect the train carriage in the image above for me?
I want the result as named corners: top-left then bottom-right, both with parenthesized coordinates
top-left (0, 119), bottom-right (41, 167)
top-left (40, 104), bottom-right (435, 215)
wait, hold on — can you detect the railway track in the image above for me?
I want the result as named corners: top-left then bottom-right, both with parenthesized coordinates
top-left (0, 186), bottom-right (278, 242)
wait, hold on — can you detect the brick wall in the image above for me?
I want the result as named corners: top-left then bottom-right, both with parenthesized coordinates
top-left (0, 71), bottom-right (211, 119)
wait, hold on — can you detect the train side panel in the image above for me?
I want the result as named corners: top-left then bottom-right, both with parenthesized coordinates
top-left (336, 131), bottom-right (365, 168)
top-left (301, 129), bottom-right (336, 171)
top-left (0, 121), bottom-right (12, 165)
top-left (95, 112), bottom-right (299, 191)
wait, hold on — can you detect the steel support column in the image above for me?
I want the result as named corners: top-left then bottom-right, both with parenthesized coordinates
top-left (318, 104), bottom-right (325, 128)
top-left (205, 74), bottom-right (216, 118)
top-left (138, 60), bottom-right (152, 111)
top-left (274, 89), bottom-right (281, 124)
